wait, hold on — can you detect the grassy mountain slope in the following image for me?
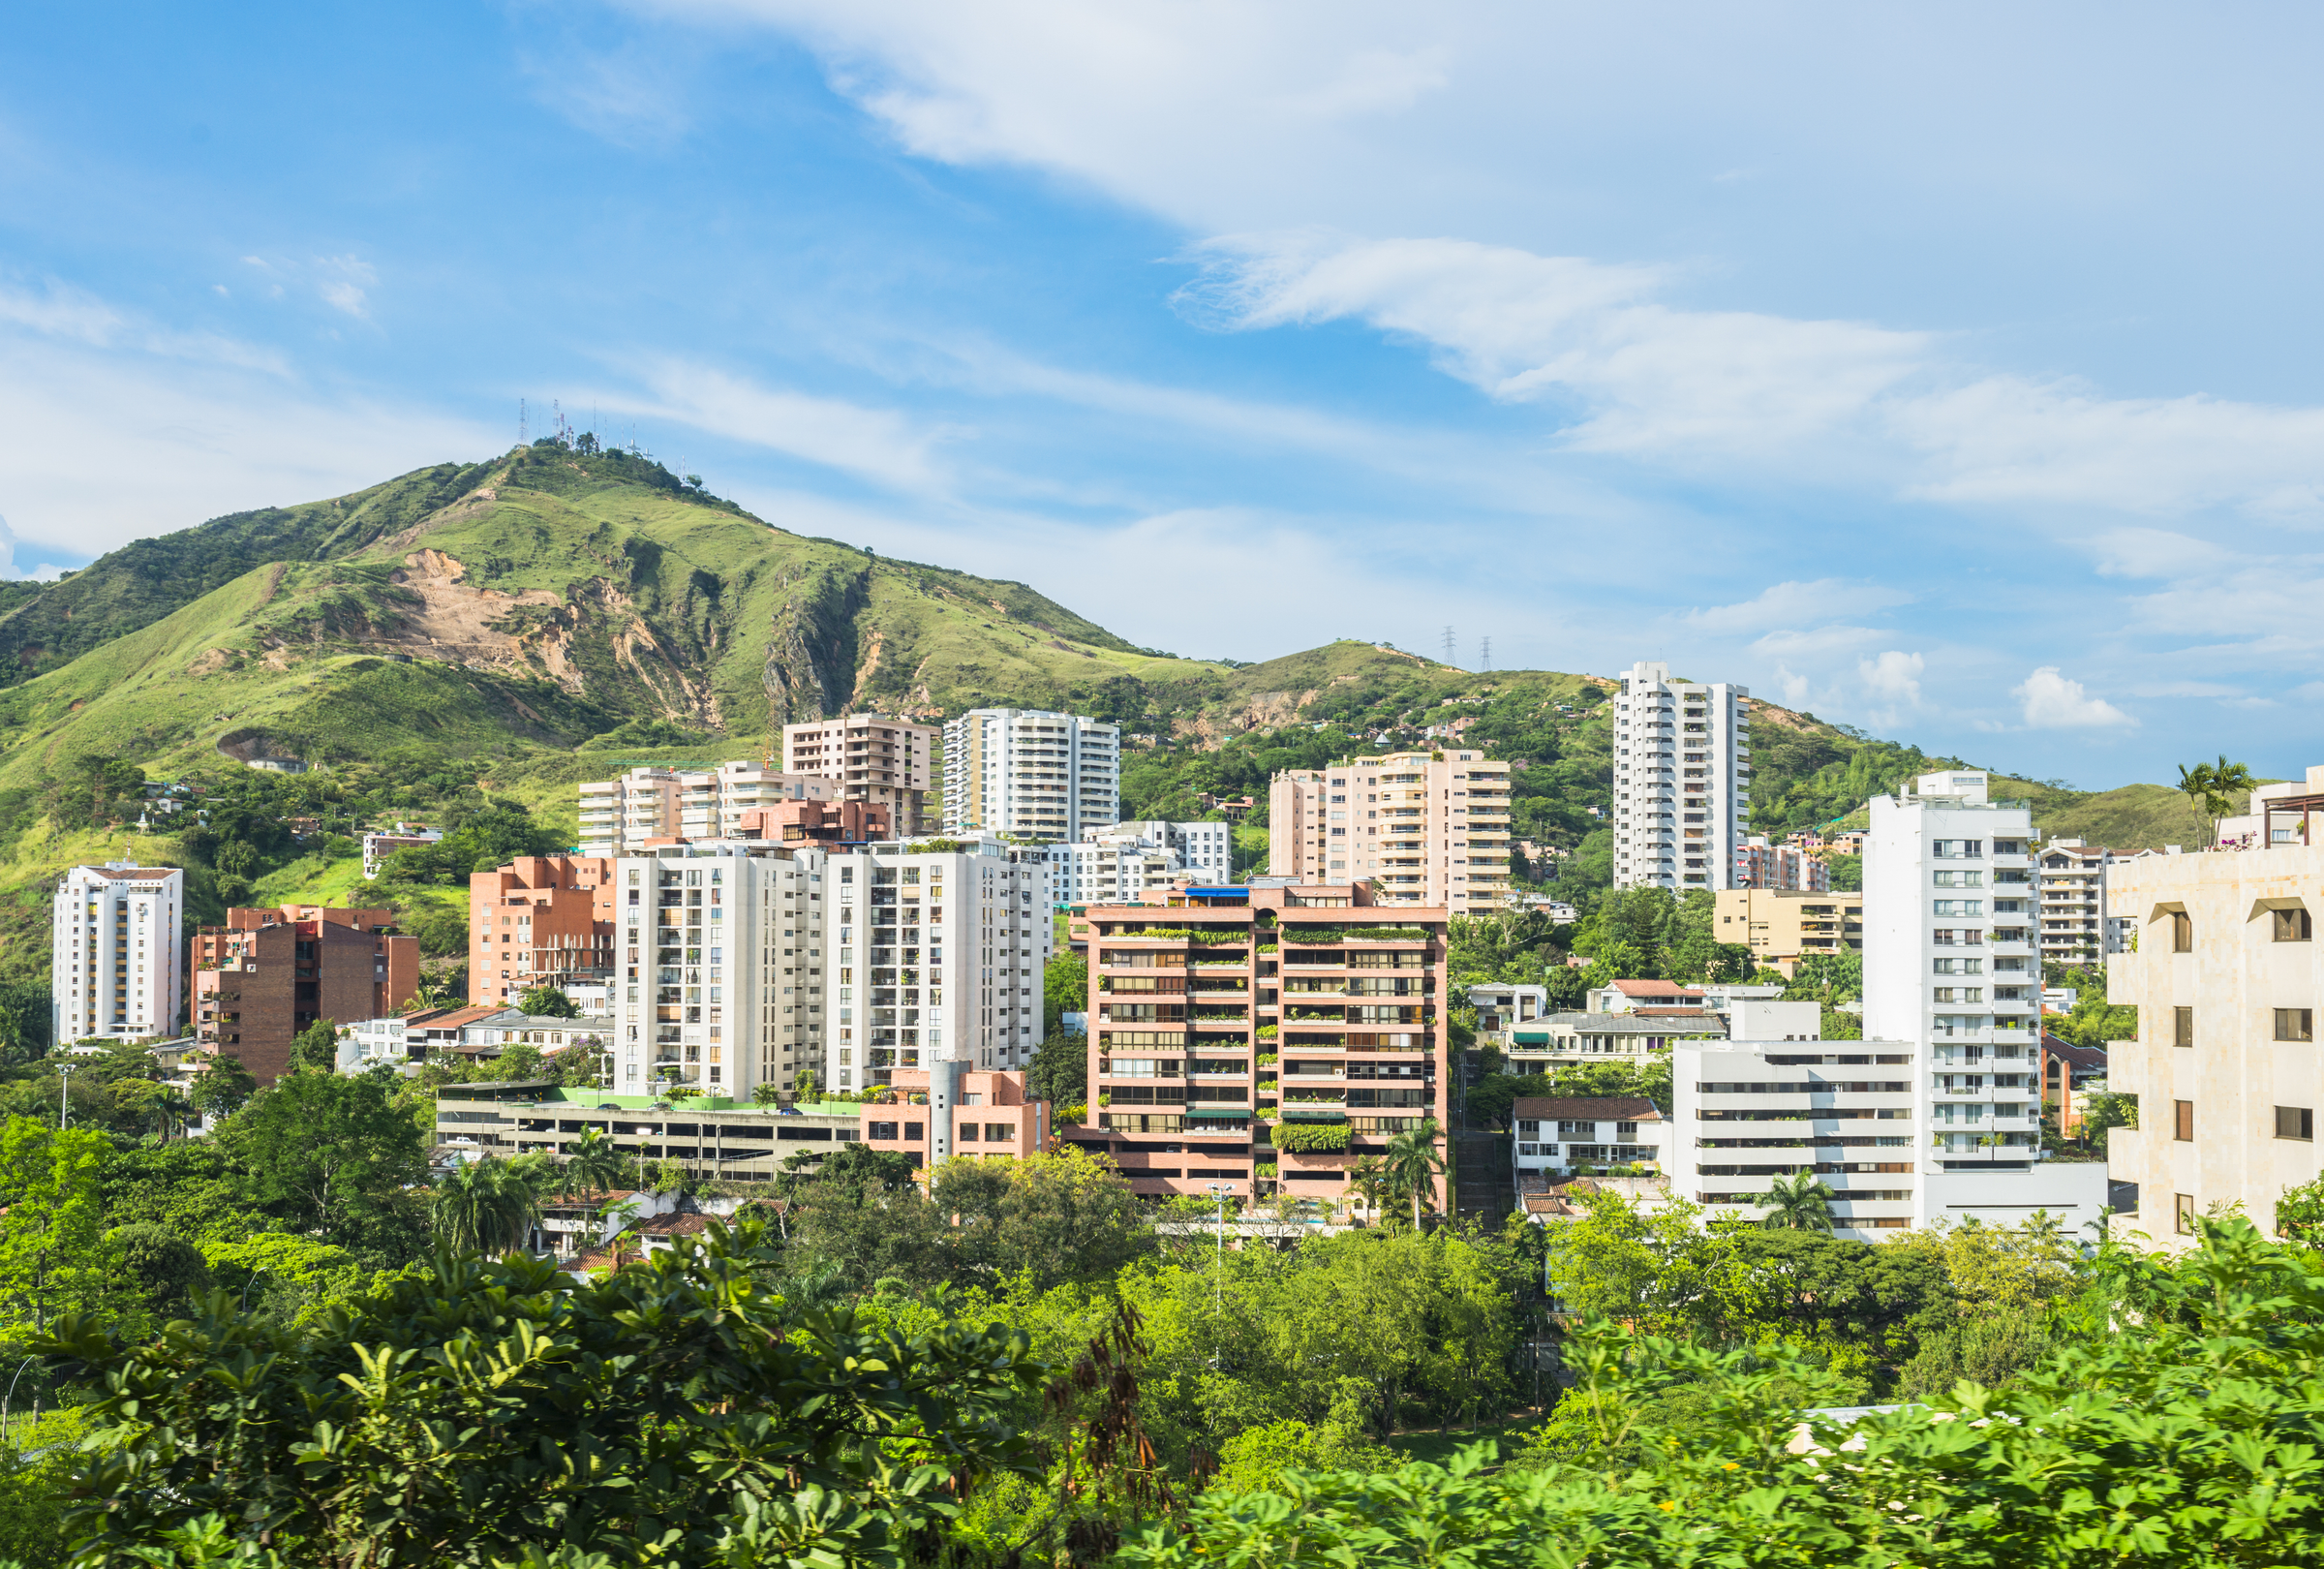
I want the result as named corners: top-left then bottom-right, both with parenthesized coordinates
top-left (0, 445), bottom-right (1227, 784)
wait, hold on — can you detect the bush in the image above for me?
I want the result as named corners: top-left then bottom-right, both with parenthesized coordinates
top-left (1270, 1122), bottom-right (1351, 1154)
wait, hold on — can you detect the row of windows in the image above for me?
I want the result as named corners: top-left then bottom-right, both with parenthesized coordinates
top-left (2167, 908), bottom-right (2312, 950)
top-left (2170, 1100), bottom-right (2314, 1142)
top-left (2170, 1006), bottom-right (2314, 1045)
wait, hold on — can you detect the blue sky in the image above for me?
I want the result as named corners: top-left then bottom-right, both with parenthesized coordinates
top-left (4, 2), bottom-right (2323, 786)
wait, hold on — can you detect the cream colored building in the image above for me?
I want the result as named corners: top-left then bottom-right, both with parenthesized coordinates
top-left (1713, 887), bottom-right (1865, 972)
top-left (780, 714), bottom-right (937, 834)
top-left (1269, 750), bottom-right (1513, 914)
top-left (2106, 764), bottom-right (2324, 1245)
top-left (578, 763), bottom-right (840, 858)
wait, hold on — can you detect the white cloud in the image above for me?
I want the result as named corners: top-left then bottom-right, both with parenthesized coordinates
top-left (2014, 666), bottom-right (2135, 729)
top-left (1774, 663), bottom-right (1810, 706)
top-left (1858, 650), bottom-right (1924, 706)
top-left (1685, 577), bottom-right (1911, 634)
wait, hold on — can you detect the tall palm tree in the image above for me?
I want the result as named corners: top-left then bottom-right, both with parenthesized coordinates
top-left (1755, 1170), bottom-right (1838, 1232)
top-left (560, 1126), bottom-right (629, 1196)
top-left (1343, 1154), bottom-right (1391, 1219)
top-left (2208, 755), bottom-right (2256, 845)
top-left (2176, 760), bottom-right (2217, 845)
top-left (153, 1088), bottom-right (194, 1144)
top-left (433, 1156), bottom-right (551, 1255)
top-left (1382, 1119), bottom-right (1448, 1230)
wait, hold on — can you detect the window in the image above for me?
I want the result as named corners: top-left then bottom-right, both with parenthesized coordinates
top-left (2278, 908), bottom-right (2314, 942)
top-left (2174, 1099), bottom-right (2194, 1142)
top-left (2174, 1007), bottom-right (2194, 1048)
top-left (2278, 1106), bottom-right (2315, 1142)
top-left (868, 1121), bottom-right (900, 1140)
top-left (2172, 910), bottom-right (2193, 952)
top-left (2278, 1009), bottom-right (2314, 1043)
top-left (2176, 1193), bottom-right (2196, 1236)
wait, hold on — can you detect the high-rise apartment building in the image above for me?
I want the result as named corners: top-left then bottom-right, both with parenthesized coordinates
top-left (577, 763), bottom-right (840, 858)
top-left (2035, 839), bottom-right (2126, 968)
top-left (1611, 661), bottom-right (1752, 889)
top-left (780, 715), bottom-right (938, 835)
top-left (194, 906), bottom-right (419, 1085)
top-left (2104, 764), bottom-right (2324, 1246)
top-left (610, 842), bottom-right (824, 1098)
top-left (940, 709), bottom-right (1119, 842)
top-left (470, 856), bottom-right (617, 1009)
top-left (1267, 751), bottom-right (1513, 914)
top-left (1047, 820), bottom-right (1235, 906)
top-left (1079, 881), bottom-right (1448, 1208)
top-left (818, 838), bottom-right (1052, 1090)
top-left (1865, 770), bottom-right (2105, 1227)
top-left (51, 863), bottom-right (183, 1045)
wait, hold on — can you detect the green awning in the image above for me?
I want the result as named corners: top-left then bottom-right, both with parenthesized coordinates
top-left (1186, 1107), bottom-right (1253, 1118)
top-left (1513, 1031), bottom-right (1551, 1045)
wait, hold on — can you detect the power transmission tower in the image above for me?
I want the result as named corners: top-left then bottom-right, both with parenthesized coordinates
top-left (518, 398), bottom-right (528, 446)
top-left (1443, 626), bottom-right (1455, 664)
top-left (1482, 636), bottom-right (1492, 672)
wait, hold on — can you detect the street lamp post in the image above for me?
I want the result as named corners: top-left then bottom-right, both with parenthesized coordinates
top-left (55, 1062), bottom-right (75, 1129)
top-left (1205, 1183), bottom-right (1234, 1315)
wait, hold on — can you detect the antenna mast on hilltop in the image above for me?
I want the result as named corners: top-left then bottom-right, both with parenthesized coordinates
top-left (1442, 626), bottom-right (1455, 664)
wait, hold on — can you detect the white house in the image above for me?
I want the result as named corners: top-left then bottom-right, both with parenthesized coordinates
top-left (1512, 1095), bottom-right (1669, 1179)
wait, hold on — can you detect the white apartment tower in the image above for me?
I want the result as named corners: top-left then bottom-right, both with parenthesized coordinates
top-left (820, 839), bottom-right (1052, 1092)
top-left (940, 708), bottom-right (1119, 842)
top-left (53, 863), bottom-right (184, 1044)
top-left (1047, 820), bottom-right (1235, 906)
top-left (780, 714), bottom-right (938, 834)
top-left (1611, 661), bottom-right (1752, 889)
top-left (1865, 771), bottom-right (2108, 1230)
top-left (611, 842), bottom-right (824, 1099)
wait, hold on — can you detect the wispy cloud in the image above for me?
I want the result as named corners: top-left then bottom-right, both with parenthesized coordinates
top-left (1684, 578), bottom-right (1911, 635)
top-left (604, 361), bottom-right (961, 495)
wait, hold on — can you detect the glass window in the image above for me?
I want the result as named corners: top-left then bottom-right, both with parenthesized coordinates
top-left (2176, 1193), bottom-right (2195, 1235)
top-left (2174, 1099), bottom-right (2194, 1142)
top-left (2175, 1007), bottom-right (2194, 1048)
top-left (2278, 1009), bottom-right (2314, 1043)
top-left (2172, 910), bottom-right (2193, 951)
top-left (2277, 908), bottom-right (2313, 942)
top-left (2278, 1106), bottom-right (2315, 1142)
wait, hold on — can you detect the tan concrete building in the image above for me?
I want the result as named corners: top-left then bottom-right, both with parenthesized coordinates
top-left (1269, 750), bottom-right (1513, 914)
top-left (2035, 839), bottom-right (2123, 968)
top-left (1079, 881), bottom-right (1448, 1212)
top-left (1713, 887), bottom-right (1864, 972)
top-left (941, 708), bottom-right (1118, 843)
top-left (471, 856), bottom-right (617, 1009)
top-left (2106, 767), bottom-right (2324, 1244)
top-left (781, 714), bottom-right (937, 834)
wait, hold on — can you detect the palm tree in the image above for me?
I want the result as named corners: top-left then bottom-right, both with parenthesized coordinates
top-left (1381, 1119), bottom-right (1448, 1230)
top-left (560, 1126), bottom-right (629, 1196)
top-left (1343, 1154), bottom-right (1391, 1219)
top-left (2175, 758), bottom-right (2216, 844)
top-left (1755, 1170), bottom-right (1838, 1232)
top-left (153, 1088), bottom-right (194, 1144)
top-left (433, 1156), bottom-right (552, 1255)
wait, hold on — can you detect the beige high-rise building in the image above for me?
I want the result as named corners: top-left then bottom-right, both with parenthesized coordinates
top-left (2107, 764), bottom-right (2324, 1246)
top-left (780, 714), bottom-right (937, 834)
top-left (52, 863), bottom-right (184, 1045)
top-left (1268, 750), bottom-right (1513, 915)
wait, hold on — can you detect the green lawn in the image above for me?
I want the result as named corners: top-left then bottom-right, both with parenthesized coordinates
top-left (1383, 1410), bottom-right (1547, 1466)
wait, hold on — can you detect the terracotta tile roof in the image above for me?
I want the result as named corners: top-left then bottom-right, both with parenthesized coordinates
top-left (1610, 979), bottom-right (1702, 999)
top-left (1511, 1096), bottom-right (1663, 1121)
top-left (636, 1213), bottom-right (712, 1237)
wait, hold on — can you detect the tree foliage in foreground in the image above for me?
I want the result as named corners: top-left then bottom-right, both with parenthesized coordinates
top-left (1121, 1217), bottom-right (2324, 1568)
top-left (45, 1217), bottom-right (1044, 1568)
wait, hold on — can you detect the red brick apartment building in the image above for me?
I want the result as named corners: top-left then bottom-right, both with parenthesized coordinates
top-left (1078, 881), bottom-right (1449, 1210)
top-left (194, 906), bottom-right (420, 1085)
top-left (470, 856), bottom-right (616, 1008)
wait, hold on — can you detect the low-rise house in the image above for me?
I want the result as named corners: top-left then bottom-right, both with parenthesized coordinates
top-left (1512, 1096), bottom-right (1668, 1179)
top-left (1502, 1009), bottom-right (1726, 1073)
top-left (341, 1004), bottom-right (512, 1072)
top-left (535, 1186), bottom-right (678, 1258)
